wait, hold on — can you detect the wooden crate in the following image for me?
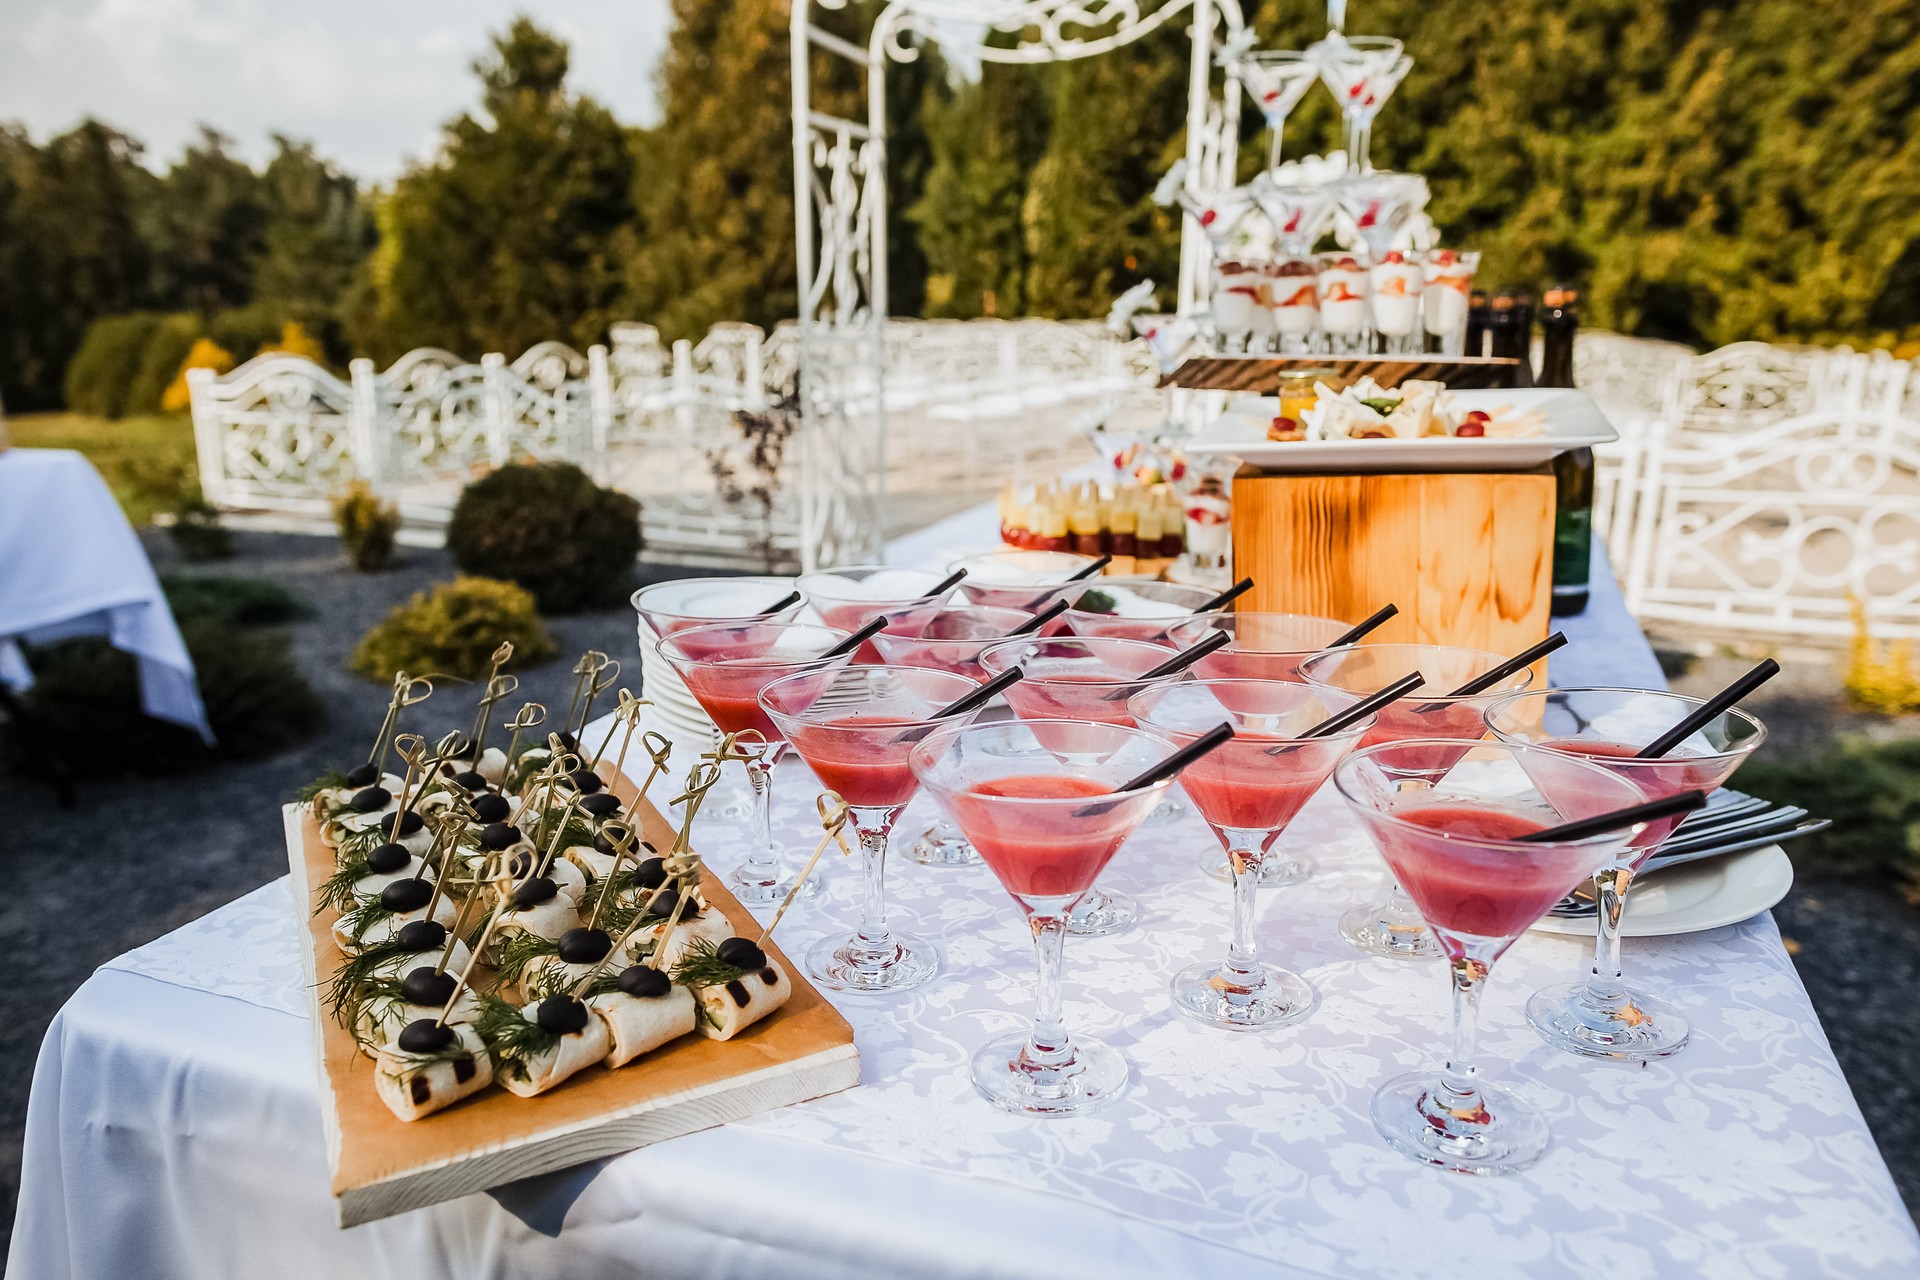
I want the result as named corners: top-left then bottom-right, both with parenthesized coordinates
top-left (1230, 466), bottom-right (1555, 663)
top-left (287, 768), bottom-right (860, 1226)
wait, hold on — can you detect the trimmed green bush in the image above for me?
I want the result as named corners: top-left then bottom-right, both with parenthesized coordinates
top-left (159, 574), bottom-right (310, 628)
top-left (167, 494), bottom-right (234, 561)
top-left (64, 313), bottom-right (163, 418)
top-left (445, 462), bottom-right (642, 613)
top-left (0, 585), bottom-right (323, 778)
top-left (1739, 736), bottom-right (1920, 894)
top-left (332, 481), bottom-right (401, 571)
top-left (125, 314), bottom-right (201, 417)
top-left (350, 576), bottom-right (556, 682)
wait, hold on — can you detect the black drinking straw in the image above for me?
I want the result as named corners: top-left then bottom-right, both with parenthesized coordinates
top-left (1516, 789), bottom-right (1710, 844)
top-left (1634, 659), bottom-right (1780, 759)
top-left (1109, 723), bottom-right (1235, 794)
top-left (889, 667), bottom-right (1027, 745)
top-left (1020, 555), bottom-right (1111, 610)
top-left (925, 567), bottom-right (969, 597)
top-left (1192, 577), bottom-right (1255, 614)
top-left (1409, 632), bottom-right (1568, 714)
top-left (757, 590), bottom-right (803, 616)
top-left (1007, 599), bottom-right (1072, 637)
top-left (821, 614), bottom-right (891, 658)
top-left (1100, 629), bottom-right (1232, 701)
top-left (1325, 603), bottom-right (1399, 648)
top-left (1265, 671), bottom-right (1424, 754)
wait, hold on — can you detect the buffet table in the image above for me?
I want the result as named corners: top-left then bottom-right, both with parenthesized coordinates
top-left (11, 516), bottom-right (1918, 1280)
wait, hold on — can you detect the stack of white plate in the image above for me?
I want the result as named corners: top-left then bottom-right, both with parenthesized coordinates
top-left (635, 616), bottom-right (720, 747)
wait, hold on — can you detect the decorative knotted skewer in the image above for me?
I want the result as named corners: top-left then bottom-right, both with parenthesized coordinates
top-left (354, 672), bottom-right (435, 786)
top-left (437, 860), bottom-right (521, 1027)
top-left (386, 734), bottom-right (430, 819)
top-left (755, 793), bottom-right (855, 946)
top-left (667, 759), bottom-right (725, 857)
top-left (590, 688), bottom-right (647, 771)
top-left (414, 805), bottom-right (471, 921)
top-left (587, 825), bottom-right (640, 932)
top-left (559, 652), bottom-right (609, 743)
top-left (576, 656), bottom-right (622, 739)
top-left (501, 701), bottom-right (547, 775)
top-left (533, 783), bottom-right (584, 881)
top-left (435, 848), bottom-right (503, 977)
top-left (464, 643), bottom-right (518, 764)
top-left (708, 728), bottom-right (769, 772)
top-left (621, 730), bottom-right (675, 826)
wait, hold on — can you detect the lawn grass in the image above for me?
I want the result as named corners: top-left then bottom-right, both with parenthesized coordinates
top-left (6, 411), bottom-right (199, 525)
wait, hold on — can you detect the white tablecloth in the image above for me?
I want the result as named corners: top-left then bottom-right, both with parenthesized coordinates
top-left (0, 448), bottom-right (211, 741)
top-left (11, 510), bottom-right (1918, 1279)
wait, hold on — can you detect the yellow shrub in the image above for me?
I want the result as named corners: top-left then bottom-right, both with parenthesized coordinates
top-left (255, 321), bottom-right (326, 364)
top-left (1843, 594), bottom-right (1920, 715)
top-left (161, 338), bottom-right (235, 412)
top-left (331, 481), bottom-right (402, 572)
top-left (350, 576), bottom-right (555, 682)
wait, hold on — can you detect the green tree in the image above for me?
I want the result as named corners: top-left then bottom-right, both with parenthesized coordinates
top-left (368, 18), bottom-right (635, 356)
top-left (147, 126), bottom-right (267, 316)
top-left (253, 135), bottom-right (374, 326)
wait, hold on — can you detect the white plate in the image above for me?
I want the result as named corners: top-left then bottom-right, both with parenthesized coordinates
top-left (1530, 845), bottom-right (1795, 938)
top-left (1186, 387), bottom-right (1618, 472)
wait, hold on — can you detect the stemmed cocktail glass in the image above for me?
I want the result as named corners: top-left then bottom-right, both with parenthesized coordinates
top-left (979, 635), bottom-right (1183, 936)
top-left (871, 605), bottom-right (1030, 867)
top-left (912, 719), bottom-right (1176, 1114)
top-left (761, 664), bottom-right (982, 992)
top-left (1061, 582), bottom-right (1226, 647)
top-left (1335, 740), bottom-right (1644, 1172)
top-left (1300, 643), bottom-right (1536, 959)
top-left (1235, 51), bottom-right (1321, 174)
top-left (948, 550), bottom-right (1100, 631)
top-left (657, 621), bottom-right (852, 904)
top-left (1132, 680), bottom-right (1372, 1030)
top-left (1486, 688), bottom-right (1766, 1059)
top-left (1314, 35), bottom-right (1410, 174)
top-left (799, 564), bottom-right (957, 663)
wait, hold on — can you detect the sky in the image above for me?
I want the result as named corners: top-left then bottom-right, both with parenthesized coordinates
top-left (0, 0), bottom-right (674, 181)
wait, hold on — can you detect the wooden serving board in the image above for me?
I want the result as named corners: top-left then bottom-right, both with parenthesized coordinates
top-left (285, 772), bottom-right (860, 1227)
top-left (1161, 354), bottom-right (1522, 393)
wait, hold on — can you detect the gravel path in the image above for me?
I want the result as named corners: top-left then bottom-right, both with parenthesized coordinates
top-left (0, 536), bottom-right (1913, 1247)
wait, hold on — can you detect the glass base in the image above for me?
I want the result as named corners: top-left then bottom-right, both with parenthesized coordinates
top-left (908, 825), bottom-right (980, 867)
top-left (1200, 850), bottom-right (1312, 888)
top-left (970, 1030), bottom-right (1129, 1116)
top-left (1066, 889), bottom-right (1137, 937)
top-left (1526, 980), bottom-right (1691, 1060)
top-left (727, 863), bottom-right (822, 907)
top-left (1170, 959), bottom-right (1315, 1032)
top-left (806, 931), bottom-right (938, 994)
top-left (1371, 1071), bottom-right (1548, 1175)
top-left (1340, 898), bottom-right (1439, 959)
top-left (1141, 795), bottom-right (1185, 827)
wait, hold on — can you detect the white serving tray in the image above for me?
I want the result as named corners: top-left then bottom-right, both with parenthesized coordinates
top-left (1185, 387), bottom-right (1618, 473)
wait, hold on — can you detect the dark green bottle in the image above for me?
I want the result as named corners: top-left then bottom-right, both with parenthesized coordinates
top-left (1541, 285), bottom-right (1590, 616)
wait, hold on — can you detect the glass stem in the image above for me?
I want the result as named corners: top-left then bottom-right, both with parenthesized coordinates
top-left (1223, 837), bottom-right (1265, 984)
top-left (852, 818), bottom-right (896, 961)
top-left (1584, 865), bottom-right (1632, 1007)
top-left (742, 755), bottom-right (778, 881)
top-left (1267, 123), bottom-right (1284, 174)
top-left (1025, 913), bottom-right (1071, 1066)
top-left (1436, 955), bottom-right (1488, 1115)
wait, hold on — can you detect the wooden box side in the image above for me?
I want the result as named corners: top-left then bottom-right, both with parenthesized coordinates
top-left (286, 766), bottom-right (859, 1226)
top-left (1230, 469), bottom-right (1555, 665)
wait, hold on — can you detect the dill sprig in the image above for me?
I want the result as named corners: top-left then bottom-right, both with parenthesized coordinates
top-left (524, 963), bottom-right (586, 1002)
top-left (670, 937), bottom-right (753, 991)
top-left (475, 995), bottom-right (556, 1083)
top-left (323, 938), bottom-right (417, 1021)
top-left (495, 931), bottom-right (560, 986)
top-left (344, 978), bottom-right (409, 1051)
top-left (334, 822), bottom-right (390, 865)
top-left (378, 1037), bottom-right (477, 1086)
top-left (581, 971), bottom-right (624, 1000)
top-left (338, 897), bottom-right (397, 946)
top-left (295, 768), bottom-right (350, 805)
top-left (317, 852), bottom-right (378, 915)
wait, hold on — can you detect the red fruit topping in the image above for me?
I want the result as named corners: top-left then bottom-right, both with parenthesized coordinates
top-left (1324, 282), bottom-right (1361, 302)
top-left (1199, 209), bottom-right (1217, 227)
top-left (1335, 256), bottom-right (1362, 270)
top-left (1454, 422), bottom-right (1487, 438)
top-left (1281, 285), bottom-right (1318, 308)
top-left (1381, 250), bottom-right (1406, 264)
top-left (1431, 249), bottom-right (1458, 265)
top-left (1464, 410), bottom-right (1492, 424)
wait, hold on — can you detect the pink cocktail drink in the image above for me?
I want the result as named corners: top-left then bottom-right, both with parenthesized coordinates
top-left (798, 564), bottom-right (957, 663)
top-left (979, 636), bottom-right (1179, 725)
top-left (1336, 738), bottom-right (1642, 1173)
top-left (1485, 687), bottom-right (1766, 1061)
top-left (1190, 612), bottom-right (1351, 684)
top-left (869, 606), bottom-right (1031, 679)
top-left (762, 665), bottom-right (983, 994)
top-left (657, 620), bottom-right (852, 906)
top-left (633, 576), bottom-right (804, 637)
top-left (911, 719), bottom-right (1176, 1114)
top-left (946, 550), bottom-right (1100, 626)
top-left (1132, 679), bottom-right (1371, 1029)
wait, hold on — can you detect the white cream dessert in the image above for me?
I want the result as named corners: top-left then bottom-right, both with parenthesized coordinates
top-left (1368, 252), bottom-right (1424, 337)
top-left (1211, 264), bottom-right (1262, 341)
top-left (1268, 263), bottom-right (1320, 336)
top-left (1317, 255), bottom-right (1369, 336)
top-left (1423, 250), bottom-right (1475, 337)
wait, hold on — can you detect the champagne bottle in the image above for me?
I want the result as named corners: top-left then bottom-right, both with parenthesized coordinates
top-left (1540, 284), bottom-right (1590, 616)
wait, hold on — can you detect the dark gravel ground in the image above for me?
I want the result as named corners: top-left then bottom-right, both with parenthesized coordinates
top-left (0, 543), bottom-right (1913, 1248)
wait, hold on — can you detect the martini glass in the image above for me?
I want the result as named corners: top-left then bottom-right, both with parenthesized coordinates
top-left (1131, 680), bottom-right (1372, 1030)
top-left (1061, 581), bottom-right (1226, 646)
top-left (911, 719), bottom-right (1175, 1114)
top-left (1300, 643), bottom-right (1537, 959)
top-left (1236, 51), bottom-right (1320, 174)
top-left (1249, 176), bottom-right (1336, 354)
top-left (633, 576), bottom-right (806, 821)
top-left (1334, 170), bottom-right (1429, 276)
top-left (1334, 739), bottom-right (1644, 1173)
top-left (798, 564), bottom-right (957, 664)
top-left (1168, 185), bottom-right (1256, 351)
top-left (1486, 688), bottom-right (1766, 1060)
top-left (657, 620), bottom-right (852, 904)
top-left (948, 550), bottom-right (1100, 629)
top-left (978, 634), bottom-right (1183, 936)
top-left (1314, 36), bottom-right (1410, 174)
top-left (761, 664), bottom-right (982, 993)
top-left (871, 605), bottom-right (1031, 867)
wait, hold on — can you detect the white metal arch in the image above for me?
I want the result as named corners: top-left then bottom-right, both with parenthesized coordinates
top-left (788, 0), bottom-right (1246, 568)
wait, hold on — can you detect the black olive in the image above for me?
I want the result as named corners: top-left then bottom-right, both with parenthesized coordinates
top-left (579, 793), bottom-right (620, 818)
top-left (397, 1018), bottom-right (454, 1053)
top-left (394, 920), bottom-right (446, 952)
top-left (557, 927), bottom-right (612, 964)
top-left (400, 966), bottom-right (458, 1007)
top-left (567, 768), bottom-right (604, 795)
top-left (439, 762), bottom-right (459, 778)
top-left (511, 877), bottom-right (557, 908)
top-left (555, 731), bottom-right (580, 753)
top-left (366, 842), bottom-right (411, 875)
top-left (504, 851), bottom-right (535, 881)
top-left (634, 857), bottom-right (668, 890)
top-left (593, 822), bottom-right (631, 855)
top-left (345, 763), bottom-right (379, 787)
top-left (645, 889), bottom-right (679, 920)
top-left (535, 995), bottom-right (590, 1035)
top-left (349, 785), bottom-right (392, 813)
top-left (379, 809), bottom-right (425, 838)
top-left (446, 734), bottom-right (474, 760)
top-left (453, 770), bottom-right (489, 793)
top-left (716, 937), bottom-right (767, 972)
top-left (470, 794), bottom-right (511, 824)
top-left (480, 821), bottom-right (521, 851)
top-left (618, 966), bottom-right (671, 999)
top-left (381, 878), bottom-right (434, 913)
